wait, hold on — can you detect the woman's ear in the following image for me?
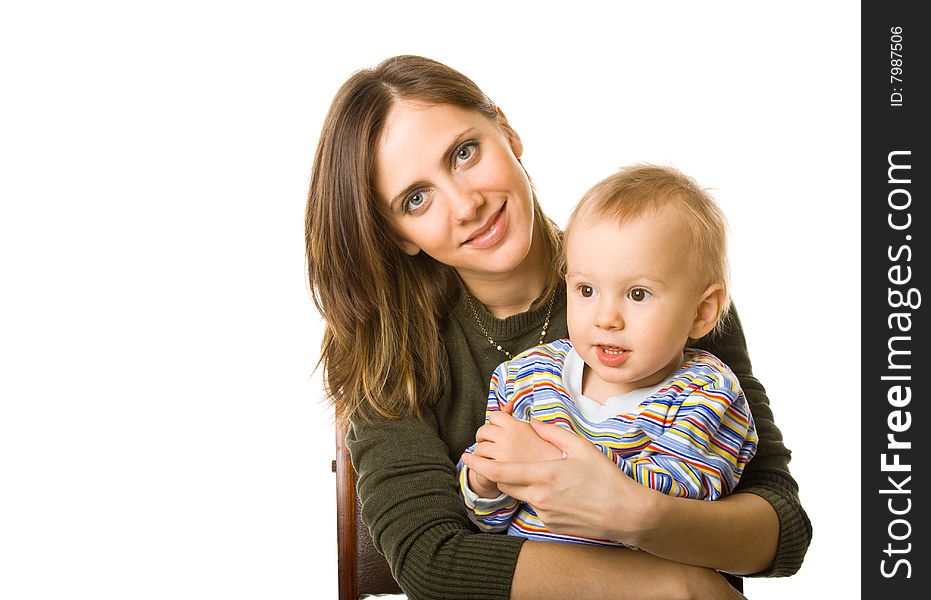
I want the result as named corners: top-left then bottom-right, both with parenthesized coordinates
top-left (398, 238), bottom-right (421, 256)
top-left (689, 284), bottom-right (726, 339)
top-left (495, 105), bottom-right (523, 159)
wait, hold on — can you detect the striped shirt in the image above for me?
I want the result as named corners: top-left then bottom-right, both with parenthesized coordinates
top-left (459, 338), bottom-right (758, 546)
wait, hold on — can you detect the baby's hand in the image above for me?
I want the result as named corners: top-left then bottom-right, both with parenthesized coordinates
top-left (466, 464), bottom-right (502, 499)
top-left (473, 410), bottom-right (565, 464)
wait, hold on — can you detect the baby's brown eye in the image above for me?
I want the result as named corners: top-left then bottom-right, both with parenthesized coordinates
top-left (628, 288), bottom-right (652, 302)
top-left (579, 285), bottom-right (595, 298)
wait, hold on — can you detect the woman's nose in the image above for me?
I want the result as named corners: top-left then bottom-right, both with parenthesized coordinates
top-left (448, 184), bottom-right (485, 222)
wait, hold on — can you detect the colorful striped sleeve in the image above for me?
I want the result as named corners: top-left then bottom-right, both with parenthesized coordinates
top-left (457, 360), bottom-right (521, 531)
top-left (616, 358), bottom-right (759, 500)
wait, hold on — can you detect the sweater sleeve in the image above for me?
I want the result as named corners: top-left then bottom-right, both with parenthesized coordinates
top-left (347, 401), bottom-right (525, 600)
top-left (693, 304), bottom-right (813, 577)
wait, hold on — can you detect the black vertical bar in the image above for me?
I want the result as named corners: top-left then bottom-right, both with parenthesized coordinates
top-left (862, 2), bottom-right (927, 597)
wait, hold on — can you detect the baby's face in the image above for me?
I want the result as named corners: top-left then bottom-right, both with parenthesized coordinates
top-left (565, 205), bottom-right (707, 398)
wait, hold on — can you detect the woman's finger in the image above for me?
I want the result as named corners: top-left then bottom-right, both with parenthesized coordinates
top-left (529, 419), bottom-right (591, 456)
top-left (461, 452), bottom-right (560, 487)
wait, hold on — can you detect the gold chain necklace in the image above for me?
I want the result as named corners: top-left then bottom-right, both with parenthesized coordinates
top-left (465, 288), bottom-right (557, 360)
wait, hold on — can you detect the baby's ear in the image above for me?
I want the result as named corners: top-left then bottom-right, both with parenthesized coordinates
top-left (689, 284), bottom-right (726, 339)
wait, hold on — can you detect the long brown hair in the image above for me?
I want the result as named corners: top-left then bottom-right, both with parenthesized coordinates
top-left (306, 56), bottom-right (561, 424)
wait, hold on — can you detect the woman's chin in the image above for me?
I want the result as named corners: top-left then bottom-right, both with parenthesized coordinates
top-left (459, 235), bottom-right (532, 275)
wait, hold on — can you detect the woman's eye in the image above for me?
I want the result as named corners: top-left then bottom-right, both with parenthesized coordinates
top-left (628, 288), bottom-right (652, 302)
top-left (579, 285), bottom-right (596, 298)
top-left (402, 190), bottom-right (429, 214)
top-left (454, 142), bottom-right (477, 166)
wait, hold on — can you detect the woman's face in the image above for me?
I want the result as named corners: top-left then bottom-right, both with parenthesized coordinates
top-left (374, 100), bottom-right (535, 281)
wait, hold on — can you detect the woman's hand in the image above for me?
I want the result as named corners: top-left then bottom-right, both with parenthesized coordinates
top-left (465, 411), bottom-right (564, 499)
top-left (461, 418), bottom-right (660, 545)
top-left (464, 418), bottom-right (780, 574)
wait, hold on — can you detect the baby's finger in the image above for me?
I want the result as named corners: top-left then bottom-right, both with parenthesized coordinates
top-left (471, 441), bottom-right (499, 460)
top-left (488, 410), bottom-right (528, 428)
top-left (474, 422), bottom-right (500, 443)
top-left (487, 411), bottom-right (513, 427)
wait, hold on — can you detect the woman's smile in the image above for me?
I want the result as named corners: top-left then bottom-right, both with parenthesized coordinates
top-left (463, 202), bottom-right (508, 248)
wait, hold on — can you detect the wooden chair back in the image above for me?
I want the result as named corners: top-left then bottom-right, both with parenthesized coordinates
top-left (334, 424), bottom-right (404, 600)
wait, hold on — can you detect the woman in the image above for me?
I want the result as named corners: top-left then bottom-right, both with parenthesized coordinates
top-left (306, 55), bottom-right (810, 600)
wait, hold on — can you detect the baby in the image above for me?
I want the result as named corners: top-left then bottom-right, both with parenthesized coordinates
top-left (458, 164), bottom-right (758, 546)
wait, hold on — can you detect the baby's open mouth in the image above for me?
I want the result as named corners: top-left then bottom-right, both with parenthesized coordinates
top-left (595, 345), bottom-right (630, 367)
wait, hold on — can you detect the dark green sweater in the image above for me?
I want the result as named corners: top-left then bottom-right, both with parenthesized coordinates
top-left (347, 286), bottom-right (811, 599)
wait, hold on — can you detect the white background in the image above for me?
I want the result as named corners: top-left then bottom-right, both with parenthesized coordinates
top-left (0, 1), bottom-right (859, 598)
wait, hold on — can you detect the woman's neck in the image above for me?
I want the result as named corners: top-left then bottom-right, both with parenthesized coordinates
top-left (459, 223), bottom-right (549, 319)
